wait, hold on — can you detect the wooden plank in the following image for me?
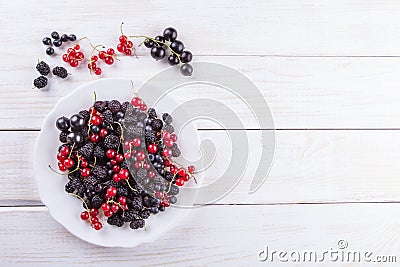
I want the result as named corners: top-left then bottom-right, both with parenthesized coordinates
top-left (1, 204), bottom-right (400, 266)
top-left (4, 130), bottom-right (400, 205)
top-left (3, 0), bottom-right (400, 57)
top-left (3, 56), bottom-right (400, 130)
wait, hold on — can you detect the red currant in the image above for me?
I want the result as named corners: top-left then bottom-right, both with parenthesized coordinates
top-left (80, 158), bottom-right (88, 168)
top-left (126, 40), bottom-right (133, 48)
top-left (74, 44), bottom-right (80, 50)
top-left (106, 149), bottom-right (116, 159)
top-left (63, 158), bottom-right (74, 169)
top-left (67, 48), bottom-right (75, 55)
top-left (62, 54), bottom-right (69, 62)
top-left (107, 186), bottom-right (117, 197)
top-left (90, 134), bottom-right (100, 143)
top-left (99, 51), bottom-right (106, 59)
top-left (91, 55), bottom-right (98, 62)
top-left (131, 97), bottom-right (142, 107)
top-left (124, 152), bottom-right (131, 159)
top-left (60, 146), bottom-right (70, 156)
top-left (80, 211), bottom-right (89, 220)
top-left (162, 201), bottom-right (170, 208)
top-left (101, 203), bottom-right (110, 211)
top-left (118, 196), bottom-right (126, 205)
top-left (125, 49), bottom-right (132, 55)
top-left (132, 137), bottom-right (141, 147)
top-left (162, 148), bottom-right (172, 157)
top-left (107, 48), bottom-right (115, 55)
top-left (104, 210), bottom-right (113, 217)
top-left (175, 178), bottom-right (184, 186)
top-left (119, 35), bottom-right (127, 43)
top-left (115, 154), bottom-right (124, 162)
top-left (134, 162), bottom-right (141, 169)
top-left (93, 222), bottom-right (102, 230)
top-left (57, 152), bottom-right (66, 161)
top-left (182, 174), bottom-right (190, 182)
top-left (155, 191), bottom-right (163, 199)
top-left (89, 208), bottom-right (98, 217)
top-left (140, 103), bottom-right (147, 111)
top-left (113, 165), bottom-right (120, 173)
top-left (94, 68), bottom-right (102, 75)
top-left (110, 159), bottom-right (117, 165)
top-left (147, 170), bottom-right (156, 179)
top-left (137, 151), bottom-right (145, 161)
top-left (178, 168), bottom-right (186, 177)
top-left (188, 165), bottom-right (195, 174)
top-left (91, 217), bottom-right (99, 224)
top-left (100, 128), bottom-right (108, 138)
top-left (147, 143), bottom-right (158, 154)
top-left (105, 56), bottom-right (114, 65)
top-left (113, 173), bottom-right (121, 182)
top-left (58, 162), bottom-right (67, 172)
top-left (70, 60), bottom-right (78, 67)
top-left (164, 159), bottom-right (171, 167)
top-left (119, 168), bottom-right (129, 179)
top-left (75, 51), bottom-right (84, 60)
top-left (143, 163), bottom-right (150, 169)
top-left (170, 134), bottom-right (178, 142)
top-left (81, 168), bottom-right (91, 177)
top-left (111, 204), bottom-right (119, 213)
top-left (90, 115), bottom-right (102, 126)
top-left (162, 131), bottom-right (171, 140)
top-left (164, 139), bottom-right (174, 147)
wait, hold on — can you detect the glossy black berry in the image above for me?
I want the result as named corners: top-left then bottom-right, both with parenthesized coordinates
top-left (150, 46), bottom-right (165, 60)
top-left (51, 31), bottom-right (59, 39)
top-left (163, 27), bottom-right (177, 42)
top-left (167, 54), bottom-right (179, 65)
top-left (154, 35), bottom-right (165, 46)
top-left (181, 51), bottom-right (193, 63)
top-left (36, 61), bottom-right (50, 76)
top-left (144, 39), bottom-right (154, 48)
top-left (68, 34), bottom-right (77, 41)
top-left (52, 66), bottom-right (68, 78)
top-left (42, 37), bottom-right (52, 46)
top-left (33, 76), bottom-right (48, 89)
top-left (180, 63), bottom-right (193, 76)
top-left (53, 39), bottom-right (62, 47)
top-left (67, 132), bottom-right (83, 144)
top-left (70, 114), bottom-right (85, 130)
top-left (60, 34), bottom-right (69, 42)
top-left (56, 116), bottom-right (70, 131)
top-left (170, 40), bottom-right (184, 54)
top-left (46, 47), bottom-right (54, 55)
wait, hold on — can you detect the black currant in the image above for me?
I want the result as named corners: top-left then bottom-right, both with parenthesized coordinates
top-left (163, 27), bottom-right (177, 42)
top-left (46, 47), bottom-right (54, 55)
top-left (180, 63), bottom-right (193, 76)
top-left (70, 114), bottom-right (85, 130)
top-left (68, 34), bottom-right (77, 41)
top-left (170, 40), bottom-right (184, 54)
top-left (167, 54), bottom-right (179, 65)
top-left (169, 196), bottom-right (177, 204)
top-left (91, 125), bottom-right (100, 134)
top-left (150, 46), bottom-right (165, 60)
top-left (42, 37), bottom-right (52, 46)
top-left (154, 35), bottom-right (165, 46)
top-left (181, 51), bottom-right (193, 63)
top-left (67, 132), bottom-right (83, 144)
top-left (60, 34), bottom-right (69, 42)
top-left (51, 31), bottom-right (59, 39)
top-left (56, 116), bottom-right (70, 131)
top-left (144, 39), bottom-right (154, 48)
top-left (53, 39), bottom-right (62, 47)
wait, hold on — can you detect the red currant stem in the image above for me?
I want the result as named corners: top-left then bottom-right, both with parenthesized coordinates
top-left (76, 36), bottom-right (88, 43)
top-left (129, 35), bottom-right (183, 64)
top-left (130, 81), bottom-right (139, 97)
top-left (68, 193), bottom-right (94, 225)
top-left (107, 199), bottom-right (125, 210)
top-left (89, 43), bottom-right (106, 52)
top-left (113, 122), bottom-right (124, 154)
top-left (48, 165), bottom-right (68, 175)
top-left (126, 179), bottom-right (138, 193)
top-left (120, 22), bottom-right (125, 35)
top-left (87, 92), bottom-right (97, 136)
top-left (91, 156), bottom-right (97, 170)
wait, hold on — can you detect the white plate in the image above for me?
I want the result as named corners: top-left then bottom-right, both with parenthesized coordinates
top-left (33, 78), bottom-right (201, 247)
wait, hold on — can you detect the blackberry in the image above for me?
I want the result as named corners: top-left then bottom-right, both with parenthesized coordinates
top-left (33, 76), bottom-right (48, 89)
top-left (92, 165), bottom-right (108, 179)
top-left (102, 110), bottom-right (113, 124)
top-left (145, 131), bottom-right (156, 143)
top-left (108, 100), bottom-right (121, 113)
top-left (85, 199), bottom-right (93, 209)
top-left (78, 110), bottom-right (90, 122)
top-left (94, 101), bottom-right (107, 112)
top-left (148, 108), bottom-right (157, 118)
top-left (104, 180), bottom-right (118, 188)
top-left (36, 61), bottom-right (50, 76)
top-left (91, 195), bottom-right (103, 209)
top-left (121, 101), bottom-right (130, 113)
top-left (163, 124), bottom-right (174, 133)
top-left (139, 209), bottom-right (151, 219)
top-left (104, 134), bottom-right (119, 150)
top-left (162, 113), bottom-right (173, 124)
top-left (164, 172), bottom-right (174, 182)
top-left (171, 143), bottom-right (181, 157)
top-left (59, 131), bottom-right (68, 143)
top-left (133, 127), bottom-right (145, 137)
top-left (83, 176), bottom-right (98, 188)
top-left (169, 185), bottom-right (179, 195)
top-left (130, 219), bottom-right (145, 229)
top-left (52, 66), bottom-right (68, 78)
top-left (123, 209), bottom-right (138, 222)
top-left (136, 169), bottom-right (147, 179)
top-left (107, 214), bottom-right (124, 227)
top-left (93, 145), bottom-right (106, 160)
top-left (65, 181), bottom-right (75, 193)
top-left (117, 187), bottom-right (128, 197)
top-left (78, 143), bottom-right (93, 159)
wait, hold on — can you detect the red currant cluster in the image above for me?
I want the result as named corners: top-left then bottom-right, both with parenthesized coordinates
top-left (62, 44), bottom-right (85, 68)
top-left (80, 208), bottom-right (102, 230)
top-left (116, 23), bottom-right (135, 56)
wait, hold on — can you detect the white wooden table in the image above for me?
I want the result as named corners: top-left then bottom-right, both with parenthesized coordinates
top-left (2, 0), bottom-right (400, 266)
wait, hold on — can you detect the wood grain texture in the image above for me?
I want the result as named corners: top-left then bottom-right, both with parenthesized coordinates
top-left (4, 56), bottom-right (400, 129)
top-left (4, 130), bottom-right (400, 205)
top-left (2, 204), bottom-right (400, 266)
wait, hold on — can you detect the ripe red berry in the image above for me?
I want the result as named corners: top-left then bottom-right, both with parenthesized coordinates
top-left (175, 178), bottom-right (184, 186)
top-left (91, 55), bottom-right (98, 62)
top-left (148, 143), bottom-right (158, 154)
top-left (113, 165), bottom-right (120, 173)
top-left (119, 35), bottom-right (127, 43)
top-left (90, 115), bottom-right (102, 126)
top-left (117, 43), bottom-right (125, 53)
top-left (111, 204), bottom-right (119, 213)
top-left (147, 170), bottom-right (156, 179)
top-left (132, 137), bottom-right (141, 147)
top-left (125, 49), bottom-right (132, 55)
top-left (67, 48), bottom-right (75, 55)
top-left (60, 146), bottom-right (70, 156)
top-left (74, 44), bottom-right (80, 50)
top-left (93, 222), bottom-right (102, 230)
top-left (75, 51), bottom-right (84, 60)
top-left (115, 154), bottom-right (124, 162)
top-left (80, 211), bottom-right (89, 220)
top-left (63, 158), bottom-right (74, 169)
top-left (118, 196), bottom-right (126, 205)
top-left (90, 134), bottom-right (100, 143)
top-left (162, 201), bottom-right (170, 208)
top-left (164, 139), bottom-right (174, 147)
top-left (170, 134), bottom-right (177, 142)
top-left (104, 210), bottom-right (113, 217)
top-left (170, 166), bottom-right (177, 174)
top-left (99, 51), bottom-right (106, 59)
top-left (134, 162), bottom-right (141, 169)
top-left (140, 104), bottom-right (147, 111)
top-left (106, 149), bottom-right (116, 159)
top-left (113, 173), bottom-right (121, 182)
top-left (182, 174), bottom-right (190, 182)
top-left (70, 60), bottom-right (78, 67)
top-left (57, 152), bottom-right (66, 161)
top-left (107, 48), bottom-right (115, 55)
top-left (131, 97), bottom-right (142, 107)
top-left (62, 54), bottom-right (69, 62)
top-left (80, 158), bottom-right (88, 168)
top-left (124, 141), bottom-right (131, 149)
top-left (155, 191), bottom-right (163, 199)
top-left (143, 163), bottom-right (150, 169)
top-left (58, 162), bottom-right (67, 172)
top-left (89, 208), bottom-right (98, 217)
top-left (81, 168), bottom-right (91, 177)
top-left (110, 159), bottom-right (117, 165)
top-left (101, 203), bottom-right (110, 211)
top-left (164, 159), bottom-right (171, 167)
top-left (94, 68), bottom-right (102, 75)
top-left (119, 168), bottom-right (129, 179)
top-left (107, 186), bottom-right (117, 197)
top-left (162, 131), bottom-right (171, 140)
top-left (105, 56), bottom-right (114, 65)
top-left (124, 152), bottom-right (131, 159)
top-left (188, 165), bottom-right (195, 174)
top-left (178, 168), bottom-right (186, 177)
top-left (162, 148), bottom-right (172, 157)
top-left (91, 217), bottom-right (99, 224)
top-left (88, 62), bottom-right (96, 70)
top-left (100, 128), bottom-right (108, 138)
top-left (126, 40), bottom-right (133, 48)
top-left (137, 151), bottom-right (145, 161)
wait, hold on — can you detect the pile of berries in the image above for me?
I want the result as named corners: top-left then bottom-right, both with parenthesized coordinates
top-left (54, 94), bottom-right (196, 231)
top-left (33, 61), bottom-right (68, 89)
top-left (42, 31), bottom-right (77, 55)
top-left (140, 27), bottom-right (193, 76)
